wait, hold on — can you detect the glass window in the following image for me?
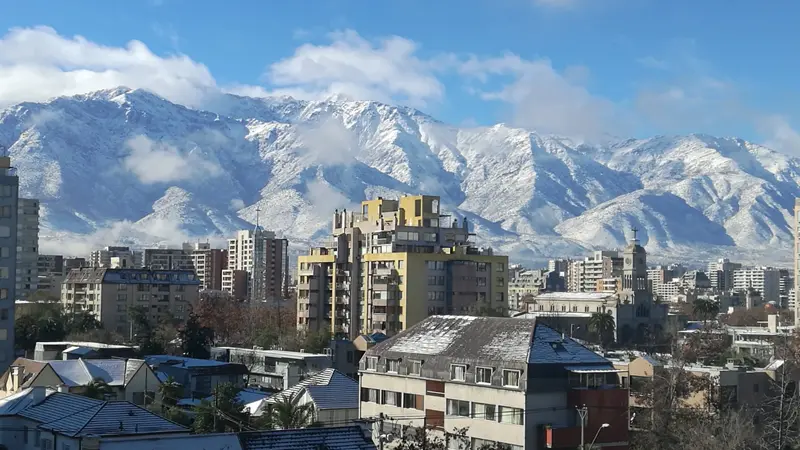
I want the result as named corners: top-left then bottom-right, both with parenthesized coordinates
top-left (366, 357), bottom-right (378, 371)
top-left (472, 402), bottom-right (496, 421)
top-left (446, 399), bottom-right (470, 417)
top-left (410, 360), bottom-right (421, 376)
top-left (0, 267), bottom-right (8, 279)
top-left (0, 289), bottom-right (6, 299)
top-left (382, 390), bottom-right (401, 406)
top-left (498, 406), bottom-right (524, 425)
top-left (450, 364), bottom-right (466, 381)
top-left (0, 226), bottom-right (9, 237)
top-left (0, 247), bottom-right (8, 258)
top-left (503, 369), bottom-right (521, 387)
top-left (386, 359), bottom-right (400, 373)
top-left (0, 329), bottom-right (8, 340)
top-left (476, 366), bottom-right (492, 384)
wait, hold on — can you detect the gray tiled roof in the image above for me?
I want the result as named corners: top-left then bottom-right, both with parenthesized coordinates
top-left (238, 426), bottom-right (376, 450)
top-left (266, 369), bottom-right (357, 410)
top-left (19, 392), bottom-right (187, 437)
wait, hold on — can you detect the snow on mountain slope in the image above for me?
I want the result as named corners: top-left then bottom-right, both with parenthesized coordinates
top-left (0, 87), bottom-right (797, 264)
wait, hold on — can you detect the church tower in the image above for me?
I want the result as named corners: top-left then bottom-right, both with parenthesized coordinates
top-left (622, 228), bottom-right (648, 292)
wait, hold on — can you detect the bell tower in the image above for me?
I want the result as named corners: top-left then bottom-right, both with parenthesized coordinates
top-left (623, 227), bottom-right (648, 292)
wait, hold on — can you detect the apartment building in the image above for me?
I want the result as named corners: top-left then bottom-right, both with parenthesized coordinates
top-left (0, 156), bottom-right (18, 375)
top-left (708, 258), bottom-right (742, 292)
top-left (15, 198), bottom-right (38, 300)
top-left (222, 229), bottom-right (288, 302)
top-left (60, 268), bottom-right (200, 334)
top-left (508, 269), bottom-right (546, 312)
top-left (566, 251), bottom-right (622, 293)
top-left (359, 316), bottom-right (629, 450)
top-left (189, 243), bottom-right (227, 291)
top-left (89, 246), bottom-right (143, 268)
top-left (144, 247), bottom-right (195, 270)
top-left (733, 267), bottom-right (780, 304)
top-left (297, 195), bottom-right (509, 339)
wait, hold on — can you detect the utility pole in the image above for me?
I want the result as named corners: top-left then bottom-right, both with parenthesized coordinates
top-left (577, 404), bottom-right (588, 450)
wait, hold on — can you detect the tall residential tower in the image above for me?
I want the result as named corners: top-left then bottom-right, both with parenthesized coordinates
top-left (0, 155), bottom-right (18, 372)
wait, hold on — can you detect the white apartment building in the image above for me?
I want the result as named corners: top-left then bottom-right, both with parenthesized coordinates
top-left (733, 267), bottom-right (780, 304)
top-left (89, 246), bottom-right (142, 268)
top-left (143, 246), bottom-right (195, 270)
top-left (508, 269), bottom-right (546, 312)
top-left (15, 199), bottom-right (38, 300)
top-left (211, 346), bottom-right (332, 391)
top-left (708, 258), bottom-right (742, 291)
top-left (222, 229), bottom-right (288, 302)
top-left (566, 251), bottom-right (622, 293)
top-left (189, 243), bottom-right (227, 291)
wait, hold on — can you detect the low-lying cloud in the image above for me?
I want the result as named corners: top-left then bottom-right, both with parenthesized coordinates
top-left (122, 135), bottom-right (222, 184)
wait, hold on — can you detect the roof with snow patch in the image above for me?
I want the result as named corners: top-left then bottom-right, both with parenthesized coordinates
top-left (265, 368), bottom-right (357, 411)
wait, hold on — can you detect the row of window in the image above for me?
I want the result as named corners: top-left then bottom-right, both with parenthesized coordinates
top-left (446, 399), bottom-right (524, 425)
top-left (535, 304), bottom-right (605, 313)
top-left (361, 388), bottom-right (424, 410)
top-left (365, 357), bottom-right (521, 388)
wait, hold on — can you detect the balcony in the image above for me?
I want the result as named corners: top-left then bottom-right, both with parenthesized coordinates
top-left (374, 267), bottom-right (394, 276)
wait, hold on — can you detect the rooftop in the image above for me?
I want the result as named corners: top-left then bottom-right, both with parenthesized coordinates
top-left (64, 268), bottom-right (200, 285)
top-left (213, 347), bottom-right (330, 360)
top-left (98, 433), bottom-right (241, 450)
top-left (532, 292), bottom-right (616, 301)
top-left (36, 341), bottom-right (134, 350)
top-left (366, 315), bottom-right (610, 366)
top-left (238, 425), bottom-right (376, 450)
top-left (265, 369), bottom-right (357, 412)
top-left (15, 389), bottom-right (187, 437)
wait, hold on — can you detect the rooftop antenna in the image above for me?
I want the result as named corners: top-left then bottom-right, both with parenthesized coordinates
top-left (631, 227), bottom-right (639, 243)
top-left (254, 206), bottom-right (262, 233)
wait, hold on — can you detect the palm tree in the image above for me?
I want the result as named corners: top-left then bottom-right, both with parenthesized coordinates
top-left (83, 377), bottom-right (113, 400)
top-left (693, 298), bottom-right (720, 323)
top-left (589, 312), bottom-right (616, 348)
top-left (267, 390), bottom-right (319, 429)
top-left (157, 375), bottom-right (182, 410)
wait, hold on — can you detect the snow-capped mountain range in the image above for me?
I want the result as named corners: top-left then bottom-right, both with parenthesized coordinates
top-left (0, 87), bottom-right (797, 266)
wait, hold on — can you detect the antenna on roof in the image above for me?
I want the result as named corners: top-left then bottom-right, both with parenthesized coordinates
top-left (254, 206), bottom-right (262, 233)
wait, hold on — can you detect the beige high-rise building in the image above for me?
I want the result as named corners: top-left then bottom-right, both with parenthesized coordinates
top-left (222, 229), bottom-right (288, 302)
top-left (297, 195), bottom-right (509, 339)
top-left (566, 250), bottom-right (622, 292)
top-left (188, 243), bottom-right (227, 291)
top-left (60, 268), bottom-right (200, 334)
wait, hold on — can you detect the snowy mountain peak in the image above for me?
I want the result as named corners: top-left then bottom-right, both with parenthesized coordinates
top-left (0, 88), bottom-right (797, 265)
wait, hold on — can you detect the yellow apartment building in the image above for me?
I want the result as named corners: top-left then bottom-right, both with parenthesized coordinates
top-left (297, 195), bottom-right (508, 338)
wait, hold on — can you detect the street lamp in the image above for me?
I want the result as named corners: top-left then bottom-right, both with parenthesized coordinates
top-left (588, 423), bottom-right (610, 450)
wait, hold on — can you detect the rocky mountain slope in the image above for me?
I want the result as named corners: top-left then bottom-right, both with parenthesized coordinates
top-left (0, 87), bottom-right (797, 265)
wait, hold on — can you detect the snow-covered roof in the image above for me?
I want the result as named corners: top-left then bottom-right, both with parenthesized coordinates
top-left (264, 369), bottom-right (357, 412)
top-left (45, 359), bottom-right (146, 387)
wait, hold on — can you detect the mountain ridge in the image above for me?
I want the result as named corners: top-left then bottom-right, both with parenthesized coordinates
top-left (0, 87), bottom-right (796, 266)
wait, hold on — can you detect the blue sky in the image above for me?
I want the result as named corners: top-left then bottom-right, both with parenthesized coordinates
top-left (1, 0), bottom-right (799, 149)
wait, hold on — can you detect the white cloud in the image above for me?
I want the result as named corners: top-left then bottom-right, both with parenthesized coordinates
top-left (306, 179), bottom-right (355, 215)
top-left (230, 198), bottom-right (246, 210)
top-left (459, 54), bottom-right (621, 139)
top-left (264, 29), bottom-right (444, 107)
top-left (296, 117), bottom-right (359, 165)
top-left (122, 135), bottom-right (221, 184)
top-left (23, 109), bottom-right (64, 128)
top-left (0, 26), bottom-right (218, 108)
top-left (758, 115), bottom-right (800, 157)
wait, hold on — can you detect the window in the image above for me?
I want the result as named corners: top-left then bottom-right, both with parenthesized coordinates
top-left (0, 226), bottom-right (9, 238)
top-left (503, 369), bottom-right (521, 387)
top-left (446, 399), bottom-right (470, 417)
top-left (398, 260), bottom-right (404, 269)
top-left (472, 402), bottom-right (496, 421)
top-left (450, 364), bottom-right (466, 381)
top-left (35, 430), bottom-right (41, 447)
top-left (366, 357), bottom-right (378, 371)
top-left (23, 426), bottom-right (27, 444)
top-left (0, 329), bottom-right (9, 341)
top-left (0, 289), bottom-right (6, 300)
top-left (754, 383), bottom-right (760, 393)
top-left (117, 284), bottom-right (127, 291)
top-left (495, 293), bottom-right (504, 303)
top-left (0, 248), bottom-right (7, 258)
top-left (382, 390), bottom-right (401, 406)
top-left (477, 262), bottom-right (487, 272)
top-left (0, 186), bottom-right (10, 197)
top-left (386, 359), bottom-right (400, 373)
top-left (0, 267), bottom-right (7, 279)
top-left (498, 406), bottom-right (524, 425)
top-left (62, 442), bottom-right (71, 450)
top-left (476, 366), bottom-right (493, 384)
top-left (476, 277), bottom-right (487, 287)
top-left (428, 275), bottom-right (437, 285)
top-left (42, 438), bottom-right (53, 450)
top-left (409, 360), bottom-right (422, 376)
top-left (496, 263), bottom-right (505, 272)
top-left (117, 294), bottom-right (127, 301)
top-left (403, 393), bottom-right (423, 410)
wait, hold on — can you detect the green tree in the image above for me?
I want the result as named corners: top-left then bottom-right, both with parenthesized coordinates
top-left (589, 312), bottom-right (616, 348)
top-left (129, 306), bottom-right (165, 355)
top-left (192, 383), bottom-right (249, 433)
top-left (157, 375), bottom-right (182, 410)
top-left (300, 330), bottom-right (331, 355)
top-left (692, 298), bottom-right (720, 323)
top-left (266, 390), bottom-right (318, 429)
top-left (179, 311), bottom-right (214, 359)
top-left (83, 377), bottom-right (113, 400)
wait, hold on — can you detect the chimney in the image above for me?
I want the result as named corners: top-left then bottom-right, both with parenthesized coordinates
top-left (31, 386), bottom-right (46, 404)
top-left (10, 366), bottom-right (22, 392)
top-left (57, 384), bottom-right (69, 393)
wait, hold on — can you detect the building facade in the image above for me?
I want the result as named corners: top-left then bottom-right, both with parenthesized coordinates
top-left (0, 156), bottom-right (17, 374)
top-left (222, 229), bottom-right (288, 302)
top-left (733, 267), bottom-right (780, 304)
top-left (144, 247), bottom-right (195, 270)
top-left (60, 268), bottom-right (200, 334)
top-left (359, 316), bottom-right (629, 450)
top-left (708, 258), bottom-right (742, 292)
top-left (297, 195), bottom-right (509, 338)
top-left (15, 198), bottom-right (38, 300)
top-left (89, 246), bottom-right (143, 268)
top-left (189, 243), bottom-right (227, 291)
top-left (566, 251), bottom-right (622, 293)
